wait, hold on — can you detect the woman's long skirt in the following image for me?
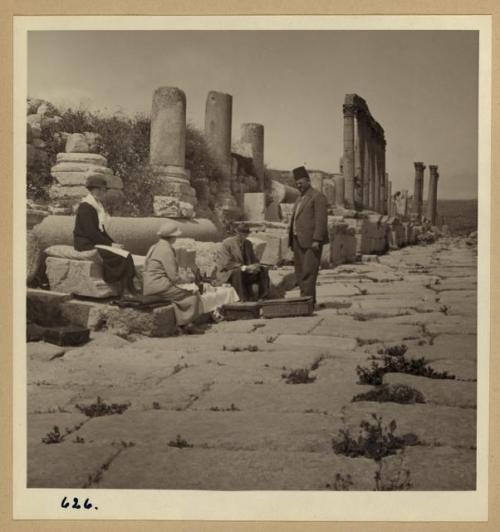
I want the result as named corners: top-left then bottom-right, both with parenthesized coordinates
top-left (97, 249), bottom-right (136, 291)
top-left (156, 285), bottom-right (203, 327)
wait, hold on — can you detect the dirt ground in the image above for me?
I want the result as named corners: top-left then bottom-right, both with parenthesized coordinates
top-left (27, 237), bottom-right (477, 491)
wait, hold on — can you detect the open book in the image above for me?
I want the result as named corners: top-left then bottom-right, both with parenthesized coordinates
top-left (95, 244), bottom-right (131, 259)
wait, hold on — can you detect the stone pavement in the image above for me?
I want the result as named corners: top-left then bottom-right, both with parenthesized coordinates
top-left (27, 237), bottom-right (477, 490)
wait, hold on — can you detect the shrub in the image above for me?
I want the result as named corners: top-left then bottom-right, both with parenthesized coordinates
top-left (281, 368), bottom-right (316, 384)
top-left (41, 425), bottom-right (64, 444)
top-left (75, 396), bottom-right (130, 417)
top-left (27, 101), bottom-right (221, 216)
top-left (332, 414), bottom-right (419, 461)
top-left (168, 434), bottom-right (193, 448)
top-left (352, 383), bottom-right (425, 404)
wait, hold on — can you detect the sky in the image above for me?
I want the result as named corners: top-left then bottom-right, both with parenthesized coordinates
top-left (28, 30), bottom-right (479, 199)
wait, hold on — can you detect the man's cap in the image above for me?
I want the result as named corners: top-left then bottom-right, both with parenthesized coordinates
top-left (85, 175), bottom-right (108, 189)
top-left (157, 220), bottom-right (182, 238)
top-left (293, 166), bottom-right (310, 180)
top-left (235, 223), bottom-right (250, 235)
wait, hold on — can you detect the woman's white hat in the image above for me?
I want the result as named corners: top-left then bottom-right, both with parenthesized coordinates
top-left (157, 221), bottom-right (182, 238)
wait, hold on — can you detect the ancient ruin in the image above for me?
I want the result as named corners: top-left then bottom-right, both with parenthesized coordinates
top-left (27, 88), bottom-right (445, 334)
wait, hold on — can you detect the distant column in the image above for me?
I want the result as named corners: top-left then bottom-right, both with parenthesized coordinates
top-left (205, 91), bottom-right (238, 213)
top-left (412, 162), bottom-right (426, 219)
top-left (342, 102), bottom-right (356, 208)
top-left (373, 138), bottom-right (381, 212)
top-left (354, 113), bottom-right (363, 208)
top-left (368, 131), bottom-right (376, 211)
top-left (334, 175), bottom-right (345, 207)
top-left (386, 177), bottom-right (392, 215)
top-left (241, 123), bottom-right (265, 192)
top-left (362, 121), bottom-right (370, 209)
top-left (426, 165), bottom-right (439, 225)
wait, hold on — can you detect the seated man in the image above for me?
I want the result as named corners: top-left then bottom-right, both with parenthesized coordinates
top-left (218, 223), bottom-right (270, 302)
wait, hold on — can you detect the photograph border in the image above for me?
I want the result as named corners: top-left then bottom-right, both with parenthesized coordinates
top-left (1, 3), bottom-right (498, 530)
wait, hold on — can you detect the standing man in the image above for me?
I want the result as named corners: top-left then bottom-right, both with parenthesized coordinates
top-left (288, 166), bottom-right (329, 306)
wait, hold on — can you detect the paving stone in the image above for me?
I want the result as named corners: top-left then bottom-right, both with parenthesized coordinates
top-left (424, 315), bottom-right (476, 336)
top-left (381, 446), bottom-right (475, 490)
top-left (196, 381), bottom-right (367, 414)
top-left (27, 341), bottom-right (66, 362)
top-left (312, 315), bottom-right (422, 343)
top-left (28, 441), bottom-right (120, 488)
top-left (274, 334), bottom-right (357, 351)
top-left (98, 447), bottom-right (378, 490)
top-left (76, 410), bottom-right (340, 452)
top-left (343, 402), bottom-right (476, 449)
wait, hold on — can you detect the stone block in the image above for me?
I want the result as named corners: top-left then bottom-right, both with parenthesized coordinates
top-left (279, 203), bottom-right (295, 225)
top-left (243, 192), bottom-right (266, 221)
top-left (43, 324), bottom-right (90, 346)
top-left (27, 230), bottom-right (43, 284)
top-left (56, 152), bottom-right (108, 167)
top-left (106, 305), bottom-right (177, 337)
top-left (153, 196), bottom-right (195, 218)
top-left (45, 257), bottom-right (120, 298)
top-left (51, 162), bottom-right (112, 174)
top-left (27, 288), bottom-right (72, 326)
top-left (61, 300), bottom-right (109, 329)
top-left (65, 133), bottom-right (90, 153)
top-left (27, 341), bottom-right (66, 362)
top-left (153, 180), bottom-right (197, 199)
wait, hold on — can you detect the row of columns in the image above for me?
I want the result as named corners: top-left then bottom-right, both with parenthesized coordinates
top-left (412, 162), bottom-right (440, 225)
top-left (342, 94), bottom-right (387, 213)
top-left (149, 86), bottom-right (265, 216)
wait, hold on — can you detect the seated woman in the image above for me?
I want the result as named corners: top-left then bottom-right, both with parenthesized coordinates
top-left (143, 221), bottom-right (204, 333)
top-left (73, 175), bottom-right (137, 297)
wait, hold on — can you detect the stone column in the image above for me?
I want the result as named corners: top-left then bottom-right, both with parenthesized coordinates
top-left (354, 113), bottom-right (363, 207)
top-left (334, 175), bottom-right (345, 207)
top-left (368, 131), bottom-right (376, 211)
top-left (373, 138), bottom-right (381, 212)
top-left (342, 103), bottom-right (356, 208)
top-left (379, 137), bottom-right (386, 214)
top-left (241, 123), bottom-right (265, 192)
top-left (426, 165), bottom-right (439, 225)
top-left (412, 162), bottom-right (426, 219)
top-left (205, 91), bottom-right (239, 217)
top-left (362, 120), bottom-right (370, 209)
top-left (150, 87), bottom-right (197, 218)
top-left (386, 178), bottom-right (392, 216)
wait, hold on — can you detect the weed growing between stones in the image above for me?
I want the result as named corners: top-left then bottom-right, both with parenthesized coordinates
top-left (209, 403), bottom-right (240, 412)
top-left (75, 396), bottom-right (130, 418)
top-left (352, 383), bottom-right (425, 404)
top-left (356, 350), bottom-right (455, 384)
top-left (73, 436), bottom-right (85, 444)
top-left (326, 473), bottom-right (354, 490)
top-left (440, 305), bottom-right (449, 315)
top-left (42, 426), bottom-right (63, 444)
top-left (266, 335), bottom-right (278, 344)
top-left (281, 368), bottom-right (316, 384)
top-left (332, 413), bottom-right (419, 461)
top-left (168, 434), bottom-right (193, 448)
top-left (310, 354), bottom-right (326, 371)
top-left (378, 344), bottom-right (408, 357)
top-left (352, 313), bottom-right (369, 322)
top-left (223, 344), bottom-right (259, 352)
top-left (172, 363), bottom-right (188, 375)
top-left (356, 361), bottom-right (385, 385)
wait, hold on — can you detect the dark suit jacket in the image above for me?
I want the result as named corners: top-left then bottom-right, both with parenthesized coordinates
top-left (73, 202), bottom-right (113, 251)
top-left (218, 236), bottom-right (258, 283)
top-left (288, 186), bottom-right (329, 249)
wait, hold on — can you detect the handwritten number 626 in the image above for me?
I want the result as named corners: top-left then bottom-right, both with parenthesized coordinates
top-left (61, 497), bottom-right (94, 509)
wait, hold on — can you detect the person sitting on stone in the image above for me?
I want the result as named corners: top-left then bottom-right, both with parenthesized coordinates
top-left (143, 221), bottom-right (205, 334)
top-left (73, 175), bottom-right (137, 297)
top-left (218, 223), bottom-right (270, 302)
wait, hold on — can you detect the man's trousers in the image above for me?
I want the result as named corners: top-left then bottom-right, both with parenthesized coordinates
top-left (292, 236), bottom-right (322, 304)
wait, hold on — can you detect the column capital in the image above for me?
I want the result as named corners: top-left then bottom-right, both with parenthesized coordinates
top-left (414, 162), bottom-right (426, 171)
top-left (342, 103), bottom-right (358, 117)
